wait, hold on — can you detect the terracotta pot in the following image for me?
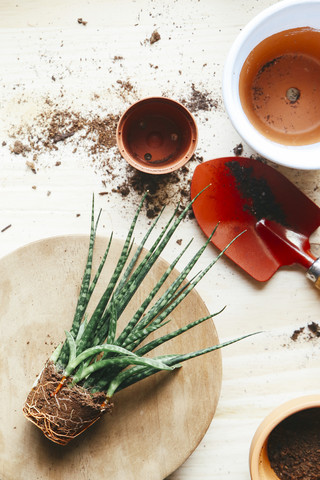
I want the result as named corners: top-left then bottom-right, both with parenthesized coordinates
top-left (249, 395), bottom-right (320, 479)
top-left (116, 97), bottom-right (198, 174)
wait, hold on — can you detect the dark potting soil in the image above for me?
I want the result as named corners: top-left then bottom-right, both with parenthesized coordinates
top-left (23, 361), bottom-right (111, 444)
top-left (225, 160), bottom-right (287, 225)
top-left (112, 160), bottom-right (201, 219)
top-left (233, 143), bottom-right (243, 156)
top-left (291, 322), bottom-right (320, 342)
top-left (267, 408), bottom-right (320, 480)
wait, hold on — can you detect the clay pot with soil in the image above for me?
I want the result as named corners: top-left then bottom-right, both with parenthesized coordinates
top-left (249, 395), bottom-right (320, 480)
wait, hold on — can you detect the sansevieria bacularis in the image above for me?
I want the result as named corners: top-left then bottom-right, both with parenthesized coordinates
top-left (23, 192), bottom-right (252, 445)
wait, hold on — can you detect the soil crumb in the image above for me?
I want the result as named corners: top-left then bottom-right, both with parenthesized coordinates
top-left (307, 322), bottom-right (320, 338)
top-left (11, 140), bottom-right (31, 156)
top-left (77, 18), bottom-right (87, 26)
top-left (150, 30), bottom-right (161, 44)
top-left (1, 224), bottom-right (12, 233)
top-left (291, 327), bottom-right (305, 342)
top-left (233, 143), bottom-right (243, 156)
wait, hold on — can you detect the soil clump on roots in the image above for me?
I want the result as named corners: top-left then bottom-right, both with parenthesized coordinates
top-left (23, 361), bottom-right (112, 445)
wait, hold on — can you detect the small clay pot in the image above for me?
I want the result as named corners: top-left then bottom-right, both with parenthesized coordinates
top-left (116, 97), bottom-right (198, 174)
top-left (249, 395), bottom-right (320, 480)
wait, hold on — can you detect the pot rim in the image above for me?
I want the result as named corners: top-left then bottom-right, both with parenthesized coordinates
top-left (249, 394), bottom-right (320, 480)
top-left (222, 0), bottom-right (320, 170)
top-left (116, 96), bottom-right (198, 175)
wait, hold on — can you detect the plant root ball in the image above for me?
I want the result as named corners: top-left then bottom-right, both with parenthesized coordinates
top-left (23, 361), bottom-right (113, 445)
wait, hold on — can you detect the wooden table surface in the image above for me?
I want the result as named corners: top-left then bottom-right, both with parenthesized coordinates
top-left (1, 1), bottom-right (320, 479)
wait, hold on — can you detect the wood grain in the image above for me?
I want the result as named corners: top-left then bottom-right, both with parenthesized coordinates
top-left (1, 1), bottom-right (320, 478)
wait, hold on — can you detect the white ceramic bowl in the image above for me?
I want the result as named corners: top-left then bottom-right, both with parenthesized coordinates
top-left (223, 0), bottom-right (320, 170)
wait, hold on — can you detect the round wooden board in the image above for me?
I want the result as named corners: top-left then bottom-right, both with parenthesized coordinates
top-left (0, 236), bottom-right (222, 480)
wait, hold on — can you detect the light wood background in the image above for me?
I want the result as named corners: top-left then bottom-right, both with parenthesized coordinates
top-left (1, 1), bottom-right (320, 479)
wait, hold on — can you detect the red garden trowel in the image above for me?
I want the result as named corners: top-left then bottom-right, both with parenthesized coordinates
top-left (190, 157), bottom-right (320, 286)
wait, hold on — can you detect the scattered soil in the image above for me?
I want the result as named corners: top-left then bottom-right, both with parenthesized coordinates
top-left (291, 322), bottom-right (320, 342)
top-left (225, 160), bottom-right (287, 224)
top-left (23, 361), bottom-right (112, 445)
top-left (182, 83), bottom-right (219, 113)
top-left (111, 156), bottom-right (203, 219)
top-left (10, 108), bottom-right (120, 163)
top-left (267, 407), bottom-right (320, 480)
top-left (8, 80), bottom-right (218, 218)
top-left (9, 102), bottom-right (206, 219)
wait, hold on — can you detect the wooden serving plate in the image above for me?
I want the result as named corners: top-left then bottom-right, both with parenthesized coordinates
top-left (0, 236), bottom-right (222, 480)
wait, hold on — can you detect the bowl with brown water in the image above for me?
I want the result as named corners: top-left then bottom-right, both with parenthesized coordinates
top-left (223, 0), bottom-right (320, 170)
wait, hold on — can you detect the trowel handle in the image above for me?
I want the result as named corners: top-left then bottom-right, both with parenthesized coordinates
top-left (307, 258), bottom-right (320, 289)
top-left (255, 219), bottom-right (320, 288)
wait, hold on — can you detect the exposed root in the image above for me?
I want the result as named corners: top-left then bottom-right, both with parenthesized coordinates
top-left (23, 361), bottom-right (113, 445)
top-left (50, 375), bottom-right (66, 396)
